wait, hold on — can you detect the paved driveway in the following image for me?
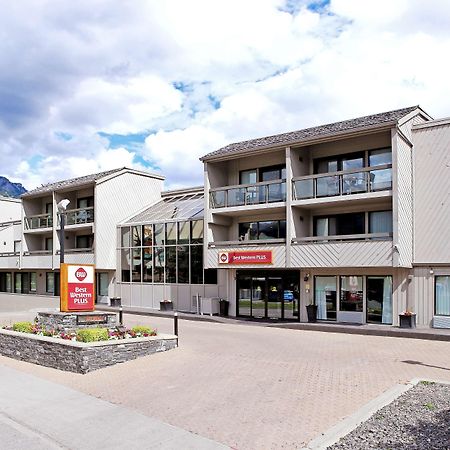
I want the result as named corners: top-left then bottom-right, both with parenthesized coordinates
top-left (1, 313), bottom-right (450, 449)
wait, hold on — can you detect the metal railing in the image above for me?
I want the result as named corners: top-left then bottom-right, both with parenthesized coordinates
top-left (209, 238), bottom-right (285, 247)
top-left (24, 213), bottom-right (53, 230)
top-left (210, 180), bottom-right (286, 208)
top-left (292, 165), bottom-right (392, 200)
top-left (56, 248), bottom-right (94, 254)
top-left (23, 250), bottom-right (52, 255)
top-left (292, 232), bottom-right (393, 244)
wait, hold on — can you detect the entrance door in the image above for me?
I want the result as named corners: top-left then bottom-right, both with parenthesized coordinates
top-left (267, 277), bottom-right (283, 319)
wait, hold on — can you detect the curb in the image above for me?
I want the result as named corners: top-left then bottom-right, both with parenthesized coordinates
top-left (302, 378), bottom-right (450, 450)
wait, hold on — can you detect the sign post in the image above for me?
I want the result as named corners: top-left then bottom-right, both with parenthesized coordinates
top-left (60, 263), bottom-right (95, 312)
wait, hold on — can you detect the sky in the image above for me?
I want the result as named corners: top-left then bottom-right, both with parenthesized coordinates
top-left (2, 0), bottom-right (450, 191)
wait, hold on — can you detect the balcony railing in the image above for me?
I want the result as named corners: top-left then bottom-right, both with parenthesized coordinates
top-left (210, 180), bottom-right (286, 208)
top-left (24, 213), bottom-right (53, 230)
top-left (23, 250), bottom-right (52, 255)
top-left (56, 248), bottom-right (94, 254)
top-left (292, 232), bottom-right (393, 244)
top-left (209, 238), bottom-right (285, 247)
top-left (65, 207), bottom-right (94, 225)
top-left (292, 165), bottom-right (392, 200)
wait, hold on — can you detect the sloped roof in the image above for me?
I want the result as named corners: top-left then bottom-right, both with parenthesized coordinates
top-left (201, 106), bottom-right (421, 161)
top-left (125, 190), bottom-right (204, 224)
top-left (21, 167), bottom-right (163, 198)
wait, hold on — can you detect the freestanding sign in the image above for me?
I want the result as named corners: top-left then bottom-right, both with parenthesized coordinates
top-left (60, 263), bottom-right (95, 312)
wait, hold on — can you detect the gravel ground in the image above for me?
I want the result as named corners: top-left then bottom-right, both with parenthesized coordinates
top-left (329, 382), bottom-right (450, 450)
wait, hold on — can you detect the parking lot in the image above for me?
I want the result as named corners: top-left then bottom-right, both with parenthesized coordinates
top-left (1, 300), bottom-right (450, 449)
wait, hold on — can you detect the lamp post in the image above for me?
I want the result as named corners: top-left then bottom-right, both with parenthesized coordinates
top-left (57, 199), bottom-right (70, 264)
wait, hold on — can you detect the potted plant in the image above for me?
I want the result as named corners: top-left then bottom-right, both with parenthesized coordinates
top-left (306, 303), bottom-right (318, 323)
top-left (399, 309), bottom-right (416, 328)
top-left (160, 300), bottom-right (173, 312)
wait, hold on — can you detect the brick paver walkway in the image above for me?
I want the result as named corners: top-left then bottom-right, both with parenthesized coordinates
top-left (1, 313), bottom-right (450, 449)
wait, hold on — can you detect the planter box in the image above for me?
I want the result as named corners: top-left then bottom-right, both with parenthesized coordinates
top-left (399, 314), bottom-right (416, 329)
top-left (0, 329), bottom-right (177, 374)
top-left (160, 302), bottom-right (173, 312)
top-left (306, 304), bottom-right (318, 323)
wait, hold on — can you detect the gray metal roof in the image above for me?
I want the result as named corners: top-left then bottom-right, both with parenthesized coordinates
top-left (201, 106), bottom-right (421, 161)
top-left (125, 191), bottom-right (204, 224)
top-left (21, 167), bottom-right (163, 198)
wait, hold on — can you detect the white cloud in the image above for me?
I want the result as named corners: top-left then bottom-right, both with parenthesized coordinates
top-left (2, 0), bottom-right (450, 191)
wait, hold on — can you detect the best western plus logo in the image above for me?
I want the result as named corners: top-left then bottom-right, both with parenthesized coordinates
top-left (75, 268), bottom-right (87, 281)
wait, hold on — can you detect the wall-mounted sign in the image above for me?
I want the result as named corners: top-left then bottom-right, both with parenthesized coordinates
top-left (218, 250), bottom-right (273, 265)
top-left (60, 264), bottom-right (95, 312)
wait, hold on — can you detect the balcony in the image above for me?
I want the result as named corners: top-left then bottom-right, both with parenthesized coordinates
top-left (291, 233), bottom-right (393, 267)
top-left (56, 248), bottom-right (94, 265)
top-left (64, 207), bottom-right (94, 226)
top-left (0, 252), bottom-right (20, 269)
top-left (22, 250), bottom-right (53, 269)
top-left (292, 165), bottom-right (392, 202)
top-left (210, 180), bottom-right (286, 209)
top-left (24, 214), bottom-right (52, 230)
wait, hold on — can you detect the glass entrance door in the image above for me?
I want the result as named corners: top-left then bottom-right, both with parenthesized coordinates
top-left (236, 271), bottom-right (299, 320)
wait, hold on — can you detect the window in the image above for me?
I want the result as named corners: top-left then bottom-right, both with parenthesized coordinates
top-left (166, 247), bottom-right (176, 283)
top-left (121, 249), bottom-right (131, 282)
top-left (132, 226), bottom-right (142, 246)
top-left (166, 223), bottom-right (177, 245)
top-left (131, 249), bottom-right (141, 282)
top-left (190, 246), bottom-right (203, 284)
top-left (121, 227), bottom-right (130, 247)
top-left (14, 273), bottom-right (22, 293)
top-left (143, 248), bottom-right (152, 282)
top-left (239, 165), bottom-right (286, 184)
top-left (97, 273), bottom-right (109, 296)
top-left (240, 169), bottom-right (257, 184)
top-left (46, 272), bottom-right (54, 293)
top-left (178, 221), bottom-right (190, 244)
top-left (191, 221), bottom-right (203, 244)
top-left (314, 213), bottom-right (364, 237)
top-left (76, 235), bottom-right (93, 249)
top-left (314, 152), bottom-right (364, 174)
top-left (367, 276), bottom-right (392, 324)
top-left (369, 148), bottom-right (392, 166)
top-left (29, 272), bottom-right (37, 293)
top-left (340, 276), bottom-right (363, 312)
top-left (369, 211), bottom-right (393, 235)
top-left (315, 276), bottom-right (337, 320)
top-left (45, 237), bottom-right (53, 251)
top-left (153, 247), bottom-right (165, 283)
top-left (435, 276), bottom-right (450, 316)
top-left (143, 225), bottom-right (153, 246)
top-left (77, 197), bottom-right (94, 208)
top-left (154, 223), bottom-right (165, 245)
top-left (239, 220), bottom-right (286, 241)
top-left (204, 269), bottom-right (218, 285)
top-left (0, 272), bottom-right (12, 292)
top-left (14, 241), bottom-right (20, 253)
top-left (177, 245), bottom-right (189, 283)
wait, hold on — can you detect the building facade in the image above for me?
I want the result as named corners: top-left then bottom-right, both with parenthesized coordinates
top-left (0, 168), bottom-right (164, 299)
top-left (201, 106), bottom-right (450, 327)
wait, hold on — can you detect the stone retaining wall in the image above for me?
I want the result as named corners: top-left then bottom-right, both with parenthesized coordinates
top-left (0, 329), bottom-right (177, 374)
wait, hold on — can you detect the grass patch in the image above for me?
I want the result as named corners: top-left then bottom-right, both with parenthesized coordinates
top-left (12, 322), bottom-right (34, 333)
top-left (76, 328), bottom-right (109, 343)
top-left (131, 326), bottom-right (156, 336)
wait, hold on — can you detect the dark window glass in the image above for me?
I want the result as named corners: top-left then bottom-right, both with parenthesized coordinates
top-left (279, 220), bottom-right (286, 239)
top-left (77, 196), bottom-right (94, 208)
top-left (342, 155), bottom-right (364, 171)
top-left (97, 273), bottom-right (109, 296)
top-left (190, 246), bottom-right (203, 284)
top-left (0, 272), bottom-right (13, 292)
top-left (76, 235), bottom-right (93, 249)
top-left (314, 152), bottom-right (364, 174)
top-left (153, 247), bottom-right (165, 283)
top-left (239, 222), bottom-right (258, 240)
top-left (367, 276), bottom-right (392, 324)
top-left (204, 269), bottom-right (218, 285)
top-left (260, 165), bottom-right (286, 182)
top-left (29, 272), bottom-right (37, 293)
top-left (240, 169), bottom-right (257, 184)
top-left (143, 225), bottom-right (153, 246)
top-left (178, 222), bottom-right (190, 244)
top-left (154, 223), bottom-right (165, 245)
top-left (369, 211), bottom-right (393, 234)
top-left (315, 276), bottom-right (337, 320)
top-left (131, 249), bottom-right (141, 282)
top-left (369, 148), bottom-right (392, 166)
top-left (166, 247), bottom-right (176, 283)
top-left (132, 226), bottom-right (142, 246)
top-left (177, 245), bottom-right (189, 284)
top-left (258, 221), bottom-right (279, 240)
top-left (143, 248), bottom-right (152, 283)
top-left (314, 213), bottom-right (364, 236)
top-left (14, 273), bottom-right (22, 293)
top-left (166, 223), bottom-right (177, 245)
top-left (191, 220), bottom-right (203, 244)
top-left (45, 237), bottom-right (53, 251)
top-left (121, 249), bottom-right (130, 282)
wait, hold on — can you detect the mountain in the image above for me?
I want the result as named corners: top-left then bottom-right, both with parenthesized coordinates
top-left (0, 176), bottom-right (27, 198)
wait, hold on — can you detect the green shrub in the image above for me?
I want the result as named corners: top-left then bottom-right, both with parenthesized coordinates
top-left (12, 321), bottom-right (34, 333)
top-left (131, 325), bottom-right (156, 336)
top-left (76, 328), bottom-right (109, 343)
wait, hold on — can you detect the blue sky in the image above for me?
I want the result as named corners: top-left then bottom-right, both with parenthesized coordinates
top-left (1, 0), bottom-right (450, 190)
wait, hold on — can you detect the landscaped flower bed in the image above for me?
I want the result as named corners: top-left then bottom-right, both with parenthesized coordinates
top-left (2, 321), bottom-right (157, 342)
top-left (0, 321), bottom-right (177, 374)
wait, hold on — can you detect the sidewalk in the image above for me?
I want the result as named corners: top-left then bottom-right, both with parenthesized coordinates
top-left (98, 305), bottom-right (450, 342)
top-left (0, 364), bottom-right (228, 450)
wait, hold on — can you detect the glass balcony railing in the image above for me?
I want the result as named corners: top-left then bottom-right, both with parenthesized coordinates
top-left (65, 207), bottom-right (94, 225)
top-left (210, 180), bottom-right (286, 209)
top-left (293, 165), bottom-right (392, 200)
top-left (24, 214), bottom-right (53, 230)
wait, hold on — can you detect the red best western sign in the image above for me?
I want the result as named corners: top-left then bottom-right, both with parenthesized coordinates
top-left (218, 250), bottom-right (273, 265)
top-left (60, 264), bottom-right (95, 312)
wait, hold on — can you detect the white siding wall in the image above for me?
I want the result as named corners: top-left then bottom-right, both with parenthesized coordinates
top-left (95, 172), bottom-right (163, 270)
top-left (413, 122), bottom-right (450, 263)
top-left (0, 198), bottom-right (21, 222)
